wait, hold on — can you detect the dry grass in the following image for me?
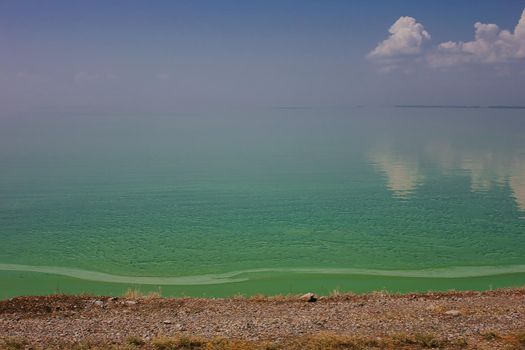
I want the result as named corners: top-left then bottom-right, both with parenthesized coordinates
top-left (328, 288), bottom-right (344, 298)
top-left (480, 331), bottom-right (500, 341)
top-left (147, 333), bottom-right (472, 349)
top-left (0, 338), bottom-right (28, 350)
top-left (506, 331), bottom-right (525, 349)
top-left (152, 336), bottom-right (206, 350)
top-left (112, 287), bottom-right (525, 302)
top-left (5, 332), bottom-right (525, 350)
top-left (286, 333), bottom-right (379, 349)
top-left (150, 336), bottom-right (273, 350)
top-left (123, 288), bottom-right (162, 300)
top-left (127, 336), bottom-right (146, 347)
top-left (247, 293), bottom-right (290, 302)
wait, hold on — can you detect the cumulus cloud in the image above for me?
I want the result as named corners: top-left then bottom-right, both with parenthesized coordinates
top-left (428, 9), bottom-right (525, 67)
top-left (368, 16), bottom-right (431, 59)
top-left (368, 8), bottom-right (525, 71)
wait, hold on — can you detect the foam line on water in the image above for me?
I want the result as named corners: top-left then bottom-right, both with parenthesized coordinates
top-left (1, 264), bottom-right (525, 285)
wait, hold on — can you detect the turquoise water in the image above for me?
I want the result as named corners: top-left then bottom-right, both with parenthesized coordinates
top-left (1, 108), bottom-right (525, 298)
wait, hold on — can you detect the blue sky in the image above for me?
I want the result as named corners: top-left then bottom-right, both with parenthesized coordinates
top-left (1, 0), bottom-right (524, 115)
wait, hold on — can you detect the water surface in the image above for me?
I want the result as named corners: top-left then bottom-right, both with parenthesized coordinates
top-left (1, 108), bottom-right (524, 297)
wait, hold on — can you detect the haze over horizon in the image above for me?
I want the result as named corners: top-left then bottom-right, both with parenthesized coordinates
top-left (1, 0), bottom-right (525, 116)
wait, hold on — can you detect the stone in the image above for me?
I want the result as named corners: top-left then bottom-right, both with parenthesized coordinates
top-left (300, 292), bottom-right (318, 302)
top-left (445, 310), bottom-right (461, 316)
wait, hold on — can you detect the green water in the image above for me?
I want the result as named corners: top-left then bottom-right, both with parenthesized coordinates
top-left (1, 108), bottom-right (524, 298)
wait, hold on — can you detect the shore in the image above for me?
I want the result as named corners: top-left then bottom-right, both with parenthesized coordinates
top-left (1, 288), bottom-right (524, 349)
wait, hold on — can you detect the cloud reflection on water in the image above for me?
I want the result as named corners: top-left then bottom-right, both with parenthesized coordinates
top-left (371, 141), bottom-right (525, 212)
top-left (369, 147), bottom-right (424, 198)
top-left (509, 159), bottom-right (525, 212)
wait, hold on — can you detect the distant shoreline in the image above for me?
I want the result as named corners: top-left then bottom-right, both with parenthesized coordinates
top-left (395, 105), bottom-right (525, 109)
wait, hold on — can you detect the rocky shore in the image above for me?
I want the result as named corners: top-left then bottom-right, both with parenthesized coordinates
top-left (1, 288), bottom-right (524, 349)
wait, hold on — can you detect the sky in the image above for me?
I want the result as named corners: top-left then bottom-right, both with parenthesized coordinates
top-left (1, 0), bottom-right (525, 115)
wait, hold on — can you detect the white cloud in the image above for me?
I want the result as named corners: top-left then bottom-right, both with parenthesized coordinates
top-left (15, 72), bottom-right (44, 82)
top-left (428, 9), bottom-right (525, 67)
top-left (74, 72), bottom-right (100, 83)
top-left (74, 72), bottom-right (117, 83)
top-left (368, 16), bottom-right (431, 59)
top-left (368, 8), bottom-right (525, 71)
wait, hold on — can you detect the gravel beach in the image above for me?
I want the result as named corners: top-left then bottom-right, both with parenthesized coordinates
top-left (1, 288), bottom-right (524, 349)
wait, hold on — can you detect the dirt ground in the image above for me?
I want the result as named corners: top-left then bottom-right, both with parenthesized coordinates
top-left (1, 288), bottom-right (524, 349)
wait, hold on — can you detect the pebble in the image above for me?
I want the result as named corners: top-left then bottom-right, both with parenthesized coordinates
top-left (445, 310), bottom-right (461, 316)
top-left (300, 293), bottom-right (318, 302)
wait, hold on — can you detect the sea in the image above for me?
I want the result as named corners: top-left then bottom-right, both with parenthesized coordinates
top-left (1, 107), bottom-right (524, 298)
